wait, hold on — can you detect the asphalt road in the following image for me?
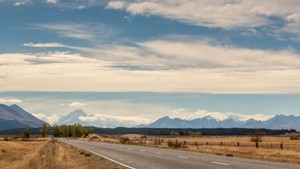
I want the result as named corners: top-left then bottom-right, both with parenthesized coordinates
top-left (58, 139), bottom-right (300, 169)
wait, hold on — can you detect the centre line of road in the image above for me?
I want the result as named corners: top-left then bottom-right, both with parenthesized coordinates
top-left (212, 162), bottom-right (230, 166)
top-left (62, 140), bottom-right (136, 169)
top-left (177, 156), bottom-right (188, 159)
top-left (139, 149), bottom-right (145, 152)
top-left (155, 152), bottom-right (162, 155)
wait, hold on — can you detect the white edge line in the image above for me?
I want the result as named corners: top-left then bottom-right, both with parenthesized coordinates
top-left (212, 161), bottom-right (230, 166)
top-left (60, 140), bottom-right (136, 169)
top-left (177, 156), bottom-right (188, 159)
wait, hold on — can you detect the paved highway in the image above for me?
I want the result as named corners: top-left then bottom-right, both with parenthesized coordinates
top-left (58, 139), bottom-right (299, 169)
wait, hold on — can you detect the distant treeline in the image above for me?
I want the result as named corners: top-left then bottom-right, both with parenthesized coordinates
top-left (51, 124), bottom-right (93, 137)
top-left (0, 127), bottom-right (296, 136)
top-left (92, 127), bottom-right (296, 136)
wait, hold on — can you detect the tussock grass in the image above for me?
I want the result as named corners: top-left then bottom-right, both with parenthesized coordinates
top-left (0, 137), bottom-right (125, 169)
top-left (85, 134), bottom-right (300, 164)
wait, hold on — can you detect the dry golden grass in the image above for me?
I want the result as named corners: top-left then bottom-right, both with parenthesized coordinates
top-left (0, 137), bottom-right (124, 169)
top-left (88, 134), bottom-right (300, 164)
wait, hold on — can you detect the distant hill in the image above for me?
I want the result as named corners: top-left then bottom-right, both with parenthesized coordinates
top-left (146, 115), bottom-right (300, 131)
top-left (0, 104), bottom-right (47, 131)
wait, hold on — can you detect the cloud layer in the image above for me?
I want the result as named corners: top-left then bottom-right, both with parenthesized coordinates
top-left (0, 98), bottom-right (22, 105)
top-left (106, 1), bottom-right (300, 35)
top-left (3, 37), bottom-right (300, 93)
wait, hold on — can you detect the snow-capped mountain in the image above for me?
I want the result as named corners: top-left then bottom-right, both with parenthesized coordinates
top-left (146, 115), bottom-right (300, 130)
top-left (57, 109), bottom-right (148, 128)
top-left (56, 109), bottom-right (300, 130)
top-left (57, 109), bottom-right (87, 125)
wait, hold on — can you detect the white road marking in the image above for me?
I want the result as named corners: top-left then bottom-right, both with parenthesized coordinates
top-left (61, 140), bottom-right (136, 169)
top-left (212, 162), bottom-right (230, 166)
top-left (139, 149), bottom-right (145, 152)
top-left (177, 156), bottom-right (188, 159)
top-left (155, 152), bottom-right (162, 155)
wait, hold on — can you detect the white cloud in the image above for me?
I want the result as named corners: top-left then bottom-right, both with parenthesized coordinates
top-left (14, 2), bottom-right (28, 6)
top-left (106, 0), bottom-right (300, 39)
top-left (78, 113), bottom-right (152, 127)
top-left (106, 1), bottom-right (127, 10)
top-left (69, 102), bottom-right (86, 108)
top-left (32, 22), bottom-right (116, 41)
top-left (77, 5), bottom-right (86, 10)
top-left (23, 42), bottom-right (65, 48)
top-left (2, 38), bottom-right (300, 93)
top-left (46, 0), bottom-right (56, 4)
top-left (0, 98), bottom-right (22, 105)
top-left (33, 113), bottom-right (59, 124)
top-left (106, 0), bottom-right (270, 29)
top-left (169, 108), bottom-right (274, 121)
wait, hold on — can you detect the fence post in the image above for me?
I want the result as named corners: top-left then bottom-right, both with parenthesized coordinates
top-left (280, 142), bottom-right (283, 150)
top-left (195, 142), bottom-right (197, 146)
top-left (256, 142), bottom-right (258, 148)
top-left (220, 142), bottom-right (222, 146)
top-left (237, 142), bottom-right (239, 147)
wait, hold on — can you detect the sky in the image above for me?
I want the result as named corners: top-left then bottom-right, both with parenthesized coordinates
top-left (1, 0), bottom-right (300, 125)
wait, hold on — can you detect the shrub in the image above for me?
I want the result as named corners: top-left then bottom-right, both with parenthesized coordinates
top-left (120, 137), bottom-right (130, 144)
top-left (168, 140), bottom-right (182, 148)
top-left (168, 140), bottom-right (174, 147)
top-left (4, 137), bottom-right (9, 141)
top-left (20, 126), bottom-right (30, 139)
top-left (290, 136), bottom-right (299, 140)
top-left (226, 153), bottom-right (233, 157)
top-left (250, 130), bottom-right (265, 142)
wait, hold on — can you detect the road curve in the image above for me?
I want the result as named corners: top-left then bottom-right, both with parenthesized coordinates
top-left (58, 139), bottom-right (299, 169)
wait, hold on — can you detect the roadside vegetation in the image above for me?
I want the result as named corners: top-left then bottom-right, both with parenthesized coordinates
top-left (84, 133), bottom-right (300, 164)
top-left (0, 137), bottom-right (125, 169)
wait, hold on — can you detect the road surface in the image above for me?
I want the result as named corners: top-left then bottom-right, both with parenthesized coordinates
top-left (58, 139), bottom-right (299, 169)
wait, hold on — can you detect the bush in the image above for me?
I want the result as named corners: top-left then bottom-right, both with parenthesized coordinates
top-left (168, 140), bottom-right (182, 148)
top-left (290, 136), bottom-right (299, 140)
top-left (120, 137), bottom-right (130, 144)
top-left (4, 137), bottom-right (9, 141)
top-left (250, 130), bottom-right (265, 142)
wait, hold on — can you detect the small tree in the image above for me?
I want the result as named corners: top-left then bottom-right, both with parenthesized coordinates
top-left (40, 122), bottom-right (48, 137)
top-left (52, 124), bottom-right (61, 137)
top-left (251, 130), bottom-right (265, 142)
top-left (21, 126), bottom-right (30, 139)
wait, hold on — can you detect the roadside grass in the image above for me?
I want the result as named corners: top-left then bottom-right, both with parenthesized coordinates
top-left (85, 134), bottom-right (300, 164)
top-left (0, 137), bottom-right (125, 169)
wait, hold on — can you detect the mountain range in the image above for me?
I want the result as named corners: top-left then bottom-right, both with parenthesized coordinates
top-left (0, 104), bottom-right (47, 131)
top-left (147, 115), bottom-right (300, 130)
top-left (0, 104), bottom-right (299, 131)
top-left (57, 109), bottom-right (300, 131)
